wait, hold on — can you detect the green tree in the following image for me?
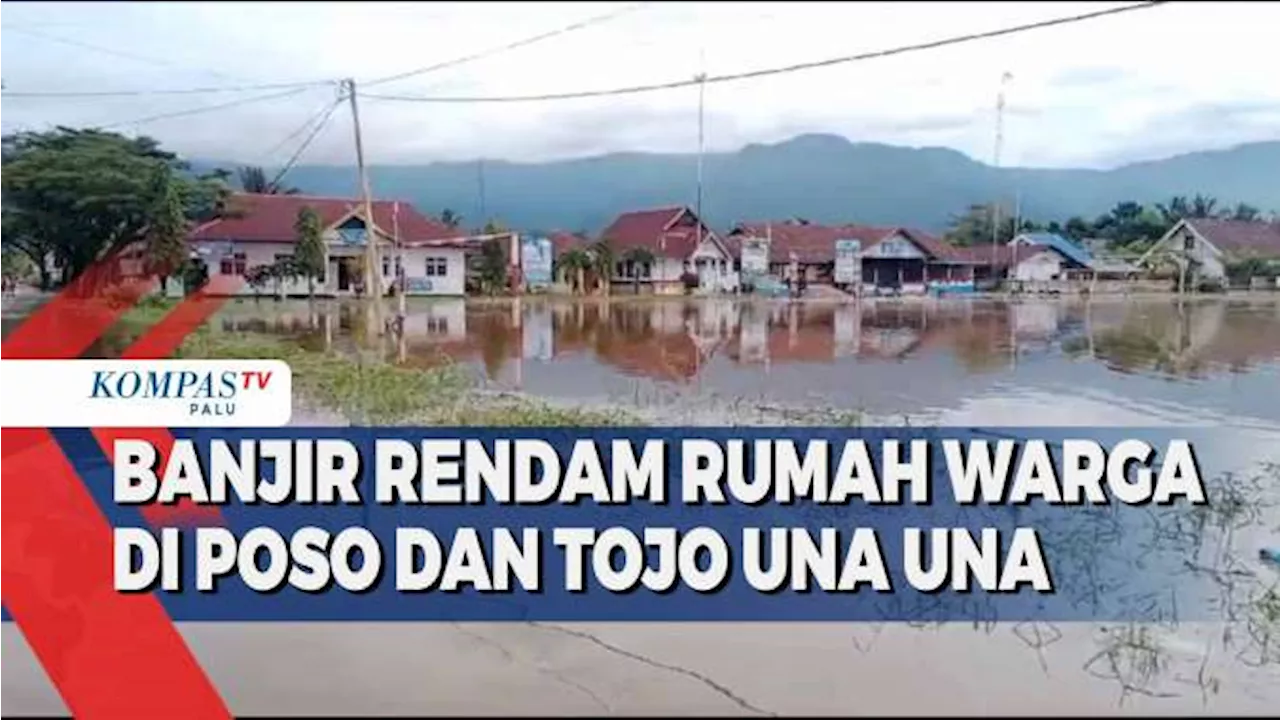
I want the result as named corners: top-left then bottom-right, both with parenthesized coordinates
top-left (943, 203), bottom-right (1016, 246)
top-left (1227, 202), bottom-right (1262, 222)
top-left (144, 171), bottom-right (191, 288)
top-left (292, 206), bottom-right (326, 298)
top-left (1064, 216), bottom-right (1093, 240)
top-left (1, 127), bottom-right (230, 288)
top-left (238, 165), bottom-right (299, 195)
top-left (1, 246), bottom-right (36, 288)
top-left (556, 248), bottom-right (593, 295)
top-left (440, 208), bottom-right (462, 229)
top-left (1189, 194), bottom-right (1218, 219)
top-left (477, 237), bottom-right (508, 295)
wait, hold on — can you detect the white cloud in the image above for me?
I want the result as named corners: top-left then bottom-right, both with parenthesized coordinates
top-left (2, 1), bottom-right (1278, 168)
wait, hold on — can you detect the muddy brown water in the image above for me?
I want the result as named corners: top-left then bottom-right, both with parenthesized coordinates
top-left (3, 294), bottom-right (1279, 715)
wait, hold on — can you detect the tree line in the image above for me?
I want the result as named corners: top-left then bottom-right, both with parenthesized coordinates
top-left (2, 128), bottom-right (325, 293)
top-left (944, 194), bottom-right (1271, 254)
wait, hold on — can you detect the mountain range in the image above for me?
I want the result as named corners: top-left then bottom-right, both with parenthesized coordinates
top-left (199, 134), bottom-right (1280, 235)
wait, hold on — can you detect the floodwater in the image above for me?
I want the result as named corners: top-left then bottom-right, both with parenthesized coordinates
top-left (196, 294), bottom-right (1280, 427)
top-left (4, 294), bottom-right (1280, 715)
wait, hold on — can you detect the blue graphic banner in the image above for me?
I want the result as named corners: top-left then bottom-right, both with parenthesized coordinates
top-left (22, 426), bottom-right (1276, 624)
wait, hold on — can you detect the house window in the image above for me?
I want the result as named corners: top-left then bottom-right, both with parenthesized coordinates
top-left (427, 316), bottom-right (449, 334)
top-left (382, 255), bottom-right (390, 277)
top-left (425, 256), bottom-right (448, 277)
top-left (220, 252), bottom-right (247, 276)
top-left (618, 260), bottom-right (651, 279)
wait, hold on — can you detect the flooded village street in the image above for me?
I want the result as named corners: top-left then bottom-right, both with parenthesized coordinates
top-left (4, 293), bottom-right (1280, 716)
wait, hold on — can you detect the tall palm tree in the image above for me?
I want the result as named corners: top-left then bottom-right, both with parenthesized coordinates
top-left (238, 165), bottom-right (300, 195)
top-left (1156, 196), bottom-right (1190, 226)
top-left (1189, 194), bottom-right (1218, 219)
top-left (556, 249), bottom-right (593, 295)
top-left (589, 239), bottom-right (615, 296)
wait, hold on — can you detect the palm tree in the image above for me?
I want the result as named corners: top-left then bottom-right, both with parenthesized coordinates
top-left (237, 165), bottom-right (299, 195)
top-left (621, 246), bottom-right (655, 294)
top-left (556, 249), bottom-right (593, 295)
top-left (1189, 194), bottom-right (1218, 219)
top-left (1156, 196), bottom-right (1190, 226)
top-left (589, 239), bottom-right (615, 296)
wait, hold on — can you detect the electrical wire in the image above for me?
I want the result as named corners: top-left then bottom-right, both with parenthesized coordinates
top-left (1, 24), bottom-right (247, 82)
top-left (2, 79), bottom-right (335, 98)
top-left (361, 2), bottom-right (651, 88)
top-left (96, 86), bottom-right (314, 130)
top-left (266, 96), bottom-right (345, 192)
top-left (363, 1), bottom-right (1167, 104)
top-left (257, 90), bottom-right (346, 161)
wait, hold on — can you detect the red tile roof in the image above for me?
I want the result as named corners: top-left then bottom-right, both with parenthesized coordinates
top-left (190, 193), bottom-right (460, 245)
top-left (548, 231), bottom-right (589, 258)
top-left (727, 221), bottom-right (969, 264)
top-left (950, 244), bottom-right (1049, 269)
top-left (1188, 219), bottom-right (1280, 259)
top-left (728, 222), bottom-right (892, 264)
top-left (598, 206), bottom-right (724, 259)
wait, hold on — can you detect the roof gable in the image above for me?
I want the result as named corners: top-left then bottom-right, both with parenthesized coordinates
top-left (190, 193), bottom-right (458, 245)
top-left (599, 206), bottom-right (723, 259)
top-left (1012, 232), bottom-right (1092, 267)
top-left (1186, 219), bottom-right (1280, 259)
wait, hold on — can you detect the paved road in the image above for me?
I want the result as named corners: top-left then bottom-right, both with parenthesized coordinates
top-left (5, 622), bottom-right (1277, 716)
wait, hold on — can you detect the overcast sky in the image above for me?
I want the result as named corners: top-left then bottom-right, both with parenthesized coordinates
top-left (2, 1), bottom-right (1278, 169)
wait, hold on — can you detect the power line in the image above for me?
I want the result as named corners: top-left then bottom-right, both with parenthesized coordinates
top-left (363, 1), bottom-right (1166, 104)
top-left (1, 79), bottom-right (334, 98)
top-left (267, 96), bottom-right (345, 192)
top-left (1, 24), bottom-right (247, 83)
top-left (257, 89), bottom-right (347, 160)
top-left (361, 2), bottom-right (651, 89)
top-left (96, 86), bottom-right (314, 130)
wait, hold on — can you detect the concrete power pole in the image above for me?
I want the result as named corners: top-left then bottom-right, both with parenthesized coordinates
top-left (344, 78), bottom-right (384, 335)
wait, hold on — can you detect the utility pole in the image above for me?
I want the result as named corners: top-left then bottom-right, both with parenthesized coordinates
top-left (344, 77), bottom-right (384, 335)
top-left (993, 72), bottom-right (1013, 285)
top-left (694, 47), bottom-right (709, 290)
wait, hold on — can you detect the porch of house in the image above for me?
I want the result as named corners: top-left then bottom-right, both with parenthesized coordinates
top-left (863, 258), bottom-right (927, 294)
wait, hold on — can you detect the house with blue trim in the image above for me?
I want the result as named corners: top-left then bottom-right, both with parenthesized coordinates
top-left (1006, 232), bottom-right (1094, 281)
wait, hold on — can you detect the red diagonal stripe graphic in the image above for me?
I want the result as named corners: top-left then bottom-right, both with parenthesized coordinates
top-left (2, 428), bottom-right (229, 720)
top-left (3, 261), bottom-right (235, 719)
top-left (93, 276), bottom-right (244, 528)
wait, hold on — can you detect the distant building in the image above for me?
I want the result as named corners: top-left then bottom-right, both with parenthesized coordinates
top-left (1139, 218), bottom-right (1280, 283)
top-left (597, 206), bottom-right (736, 294)
top-left (725, 220), bottom-right (975, 295)
top-left (188, 193), bottom-right (474, 296)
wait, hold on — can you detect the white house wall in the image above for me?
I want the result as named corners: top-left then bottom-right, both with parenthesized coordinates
top-left (397, 247), bottom-right (467, 296)
top-left (1011, 252), bottom-right (1063, 282)
top-left (1166, 225), bottom-right (1226, 280)
top-left (192, 240), bottom-right (466, 296)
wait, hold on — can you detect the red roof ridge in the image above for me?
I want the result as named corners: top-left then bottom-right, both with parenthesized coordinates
top-left (229, 191), bottom-right (413, 206)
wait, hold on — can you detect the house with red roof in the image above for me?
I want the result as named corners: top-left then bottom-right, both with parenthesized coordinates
top-left (189, 193), bottom-right (477, 296)
top-left (725, 220), bottom-right (976, 295)
top-left (1139, 218), bottom-right (1280, 285)
top-left (597, 206), bottom-right (736, 294)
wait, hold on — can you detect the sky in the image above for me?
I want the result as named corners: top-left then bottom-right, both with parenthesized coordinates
top-left (2, 1), bottom-right (1278, 170)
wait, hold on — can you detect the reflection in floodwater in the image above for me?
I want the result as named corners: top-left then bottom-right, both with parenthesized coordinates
top-left (198, 296), bottom-right (1280, 425)
top-left (3, 293), bottom-right (1278, 713)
